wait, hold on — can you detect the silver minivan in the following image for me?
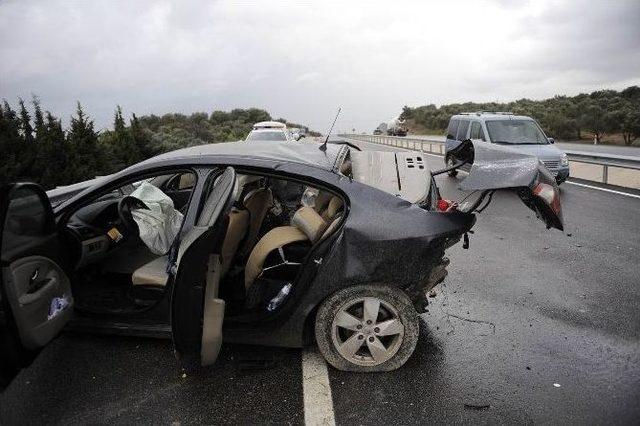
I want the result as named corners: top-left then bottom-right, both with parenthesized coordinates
top-left (444, 112), bottom-right (570, 184)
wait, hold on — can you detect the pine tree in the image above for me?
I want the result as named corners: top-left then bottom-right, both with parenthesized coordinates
top-left (67, 102), bottom-right (103, 182)
top-left (130, 113), bottom-right (154, 160)
top-left (33, 96), bottom-right (46, 141)
top-left (0, 101), bottom-right (21, 185)
top-left (17, 98), bottom-right (37, 179)
top-left (40, 111), bottom-right (68, 187)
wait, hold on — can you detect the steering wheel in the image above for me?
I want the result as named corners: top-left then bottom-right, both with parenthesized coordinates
top-left (117, 196), bottom-right (148, 236)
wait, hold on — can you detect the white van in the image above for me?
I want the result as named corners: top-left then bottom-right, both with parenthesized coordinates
top-left (246, 121), bottom-right (296, 142)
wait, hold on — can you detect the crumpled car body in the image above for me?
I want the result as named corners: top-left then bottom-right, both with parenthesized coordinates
top-left (0, 139), bottom-right (563, 382)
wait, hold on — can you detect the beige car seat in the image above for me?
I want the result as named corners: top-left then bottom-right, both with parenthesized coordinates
top-left (132, 255), bottom-right (168, 287)
top-left (220, 207), bottom-right (250, 277)
top-left (244, 206), bottom-right (328, 289)
top-left (237, 187), bottom-right (273, 258)
top-left (321, 196), bottom-right (343, 221)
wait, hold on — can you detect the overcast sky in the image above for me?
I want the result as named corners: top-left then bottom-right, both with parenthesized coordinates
top-left (1, 0), bottom-right (639, 133)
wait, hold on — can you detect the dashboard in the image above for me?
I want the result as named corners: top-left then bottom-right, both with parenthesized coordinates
top-left (65, 197), bottom-right (122, 269)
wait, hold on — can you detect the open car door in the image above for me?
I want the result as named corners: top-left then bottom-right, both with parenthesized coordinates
top-left (171, 167), bottom-right (236, 371)
top-left (0, 183), bottom-right (74, 391)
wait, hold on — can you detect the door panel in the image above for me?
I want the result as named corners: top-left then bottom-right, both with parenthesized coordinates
top-left (0, 183), bottom-right (72, 390)
top-left (3, 255), bottom-right (73, 348)
top-left (171, 167), bottom-right (236, 370)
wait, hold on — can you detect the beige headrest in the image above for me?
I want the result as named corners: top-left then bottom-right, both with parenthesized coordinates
top-left (322, 196), bottom-right (343, 221)
top-left (314, 191), bottom-right (333, 213)
top-left (292, 207), bottom-right (328, 243)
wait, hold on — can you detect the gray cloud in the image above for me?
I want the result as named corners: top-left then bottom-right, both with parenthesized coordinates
top-left (0, 0), bottom-right (638, 133)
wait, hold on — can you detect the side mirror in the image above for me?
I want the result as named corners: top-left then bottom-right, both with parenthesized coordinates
top-left (431, 139), bottom-right (474, 176)
top-left (548, 137), bottom-right (555, 144)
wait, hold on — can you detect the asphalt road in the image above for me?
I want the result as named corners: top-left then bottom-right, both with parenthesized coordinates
top-left (1, 140), bottom-right (639, 425)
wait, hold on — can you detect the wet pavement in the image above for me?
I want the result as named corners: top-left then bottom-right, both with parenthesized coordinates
top-left (1, 141), bottom-right (639, 424)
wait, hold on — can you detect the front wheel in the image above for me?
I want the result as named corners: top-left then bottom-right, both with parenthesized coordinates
top-left (314, 285), bottom-right (419, 372)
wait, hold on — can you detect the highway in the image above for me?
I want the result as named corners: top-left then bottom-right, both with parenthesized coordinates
top-left (1, 139), bottom-right (639, 424)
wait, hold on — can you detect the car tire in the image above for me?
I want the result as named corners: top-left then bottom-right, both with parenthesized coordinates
top-left (314, 285), bottom-right (419, 372)
top-left (446, 156), bottom-right (458, 177)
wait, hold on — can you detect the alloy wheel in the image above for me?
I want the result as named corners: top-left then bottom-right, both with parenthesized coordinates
top-left (331, 297), bottom-right (405, 366)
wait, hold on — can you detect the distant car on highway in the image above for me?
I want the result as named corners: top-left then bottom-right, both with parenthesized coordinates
top-left (288, 127), bottom-right (306, 140)
top-left (245, 121), bottom-right (298, 142)
top-left (374, 118), bottom-right (407, 137)
top-left (444, 112), bottom-right (570, 184)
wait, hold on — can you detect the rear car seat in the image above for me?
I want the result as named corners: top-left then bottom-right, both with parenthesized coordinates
top-left (220, 207), bottom-right (249, 277)
top-left (237, 187), bottom-right (273, 258)
top-left (244, 206), bottom-right (327, 289)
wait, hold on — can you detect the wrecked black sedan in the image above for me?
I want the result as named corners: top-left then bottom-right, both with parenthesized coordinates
top-left (0, 139), bottom-right (562, 383)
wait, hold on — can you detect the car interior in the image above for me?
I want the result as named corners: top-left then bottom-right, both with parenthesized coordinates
top-left (63, 171), bottom-right (197, 314)
top-left (60, 168), bottom-right (345, 318)
top-left (217, 172), bottom-right (345, 314)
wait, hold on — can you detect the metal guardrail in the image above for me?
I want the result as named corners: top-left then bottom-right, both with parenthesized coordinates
top-left (342, 134), bottom-right (447, 155)
top-left (341, 134), bottom-right (640, 188)
top-left (561, 150), bottom-right (640, 184)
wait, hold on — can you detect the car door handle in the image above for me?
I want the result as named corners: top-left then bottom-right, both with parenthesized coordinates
top-left (27, 276), bottom-right (54, 294)
top-left (20, 277), bottom-right (58, 305)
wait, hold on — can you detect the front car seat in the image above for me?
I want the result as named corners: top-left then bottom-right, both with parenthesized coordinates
top-left (132, 255), bottom-right (168, 287)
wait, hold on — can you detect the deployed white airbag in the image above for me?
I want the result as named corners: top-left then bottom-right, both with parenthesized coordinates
top-left (130, 182), bottom-right (184, 255)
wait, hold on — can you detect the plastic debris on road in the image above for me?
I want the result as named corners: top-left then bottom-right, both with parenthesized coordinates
top-left (47, 295), bottom-right (69, 320)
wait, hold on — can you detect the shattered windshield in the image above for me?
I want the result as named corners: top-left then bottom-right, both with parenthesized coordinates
top-left (486, 120), bottom-right (549, 145)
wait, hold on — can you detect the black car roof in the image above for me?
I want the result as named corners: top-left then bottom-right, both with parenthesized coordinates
top-left (138, 140), bottom-right (343, 172)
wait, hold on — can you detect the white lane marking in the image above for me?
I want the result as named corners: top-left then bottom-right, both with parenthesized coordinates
top-left (302, 349), bottom-right (336, 426)
top-left (566, 181), bottom-right (640, 199)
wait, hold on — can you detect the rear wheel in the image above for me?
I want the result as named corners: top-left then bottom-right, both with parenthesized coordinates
top-left (315, 285), bottom-right (419, 372)
top-left (446, 156), bottom-right (458, 177)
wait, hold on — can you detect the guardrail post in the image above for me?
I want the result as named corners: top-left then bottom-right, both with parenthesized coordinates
top-left (603, 165), bottom-right (608, 184)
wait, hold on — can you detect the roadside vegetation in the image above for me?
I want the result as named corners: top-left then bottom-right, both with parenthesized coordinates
top-left (0, 98), bottom-right (316, 189)
top-left (400, 86), bottom-right (640, 145)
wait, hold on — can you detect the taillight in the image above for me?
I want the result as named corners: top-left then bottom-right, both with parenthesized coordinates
top-left (437, 198), bottom-right (455, 212)
top-left (533, 183), bottom-right (561, 215)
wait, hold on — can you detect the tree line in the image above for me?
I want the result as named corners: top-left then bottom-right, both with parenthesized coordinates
top-left (0, 98), bottom-right (315, 189)
top-left (400, 86), bottom-right (640, 145)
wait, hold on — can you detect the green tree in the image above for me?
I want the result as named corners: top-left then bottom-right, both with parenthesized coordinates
top-left (40, 111), bottom-right (69, 188)
top-left (621, 108), bottom-right (640, 146)
top-left (0, 101), bottom-right (23, 185)
top-left (579, 101), bottom-right (617, 144)
top-left (66, 102), bottom-right (104, 182)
